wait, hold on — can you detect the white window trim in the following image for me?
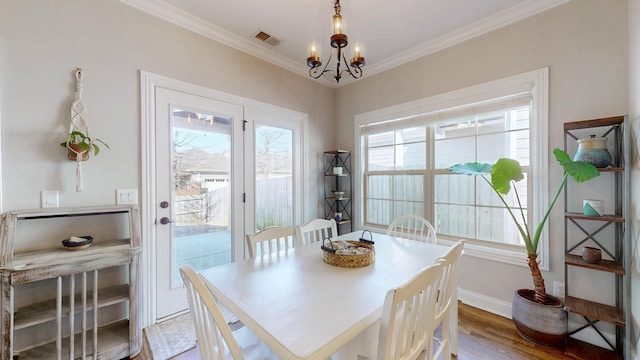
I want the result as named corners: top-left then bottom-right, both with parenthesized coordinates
top-left (353, 67), bottom-right (549, 269)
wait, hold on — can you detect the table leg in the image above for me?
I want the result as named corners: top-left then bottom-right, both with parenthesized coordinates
top-left (450, 287), bottom-right (458, 356)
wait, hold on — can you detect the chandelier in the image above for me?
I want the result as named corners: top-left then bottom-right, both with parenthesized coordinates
top-left (306, 0), bottom-right (365, 83)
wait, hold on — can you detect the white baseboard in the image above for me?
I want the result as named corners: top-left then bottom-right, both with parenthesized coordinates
top-left (458, 287), bottom-right (513, 319)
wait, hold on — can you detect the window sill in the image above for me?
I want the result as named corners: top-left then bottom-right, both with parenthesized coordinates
top-left (434, 235), bottom-right (541, 269)
top-left (360, 226), bottom-right (538, 270)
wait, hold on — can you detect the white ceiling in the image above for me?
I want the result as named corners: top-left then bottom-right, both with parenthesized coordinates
top-left (122, 0), bottom-right (569, 87)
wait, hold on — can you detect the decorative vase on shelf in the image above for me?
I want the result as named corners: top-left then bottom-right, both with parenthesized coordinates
top-left (333, 166), bottom-right (343, 175)
top-left (583, 199), bottom-right (605, 216)
top-left (573, 135), bottom-right (611, 168)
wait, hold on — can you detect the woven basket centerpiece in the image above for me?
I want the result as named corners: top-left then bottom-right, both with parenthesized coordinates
top-left (321, 231), bottom-right (375, 268)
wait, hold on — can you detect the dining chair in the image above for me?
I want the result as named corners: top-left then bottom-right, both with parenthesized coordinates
top-left (295, 218), bottom-right (337, 246)
top-left (377, 262), bottom-right (444, 360)
top-left (431, 240), bottom-right (465, 360)
top-left (386, 214), bottom-right (437, 243)
top-left (245, 226), bottom-right (296, 258)
top-left (179, 265), bottom-right (275, 359)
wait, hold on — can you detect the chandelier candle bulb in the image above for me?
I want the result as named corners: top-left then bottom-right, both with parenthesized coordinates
top-left (333, 15), bottom-right (342, 34)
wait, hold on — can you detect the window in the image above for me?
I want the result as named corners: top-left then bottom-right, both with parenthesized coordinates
top-left (434, 105), bottom-right (530, 246)
top-left (355, 68), bottom-right (549, 267)
top-left (365, 127), bottom-right (427, 226)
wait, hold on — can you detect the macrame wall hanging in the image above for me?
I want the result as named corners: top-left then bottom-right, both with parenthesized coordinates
top-left (65, 68), bottom-right (91, 192)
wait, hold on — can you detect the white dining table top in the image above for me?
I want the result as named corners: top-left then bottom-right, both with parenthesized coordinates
top-left (199, 231), bottom-right (450, 360)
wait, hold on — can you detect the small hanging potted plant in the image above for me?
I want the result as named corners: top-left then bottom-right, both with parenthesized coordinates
top-left (448, 148), bottom-right (600, 346)
top-left (61, 130), bottom-right (110, 161)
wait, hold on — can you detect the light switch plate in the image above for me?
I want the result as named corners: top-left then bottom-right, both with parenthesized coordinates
top-left (41, 190), bottom-right (59, 208)
top-left (116, 189), bottom-right (138, 205)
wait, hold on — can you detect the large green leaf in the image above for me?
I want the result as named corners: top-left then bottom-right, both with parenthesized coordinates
top-left (491, 158), bottom-right (524, 195)
top-left (447, 162), bottom-right (492, 176)
top-left (552, 148), bottom-right (600, 183)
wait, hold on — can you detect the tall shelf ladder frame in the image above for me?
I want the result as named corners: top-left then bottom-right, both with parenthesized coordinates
top-left (323, 150), bottom-right (353, 235)
top-left (562, 116), bottom-right (630, 360)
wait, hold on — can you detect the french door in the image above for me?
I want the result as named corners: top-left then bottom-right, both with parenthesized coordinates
top-left (243, 106), bottom-right (303, 236)
top-left (154, 87), bottom-right (244, 319)
top-left (148, 80), bottom-right (305, 322)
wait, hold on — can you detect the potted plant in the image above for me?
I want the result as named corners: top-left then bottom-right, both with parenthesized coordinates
top-left (60, 130), bottom-right (110, 161)
top-left (447, 148), bottom-right (600, 346)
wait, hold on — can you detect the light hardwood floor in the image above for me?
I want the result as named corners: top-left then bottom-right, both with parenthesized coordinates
top-left (136, 302), bottom-right (573, 359)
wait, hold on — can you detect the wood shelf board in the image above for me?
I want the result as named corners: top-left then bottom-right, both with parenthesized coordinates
top-left (563, 116), bottom-right (625, 131)
top-left (597, 167), bottom-right (624, 172)
top-left (9, 239), bottom-right (132, 265)
top-left (14, 284), bottom-right (130, 330)
top-left (564, 337), bottom-right (620, 360)
top-left (13, 320), bottom-right (130, 360)
top-left (10, 205), bottom-right (136, 220)
top-left (4, 245), bottom-right (140, 282)
top-left (564, 254), bottom-right (625, 274)
top-left (323, 150), bottom-right (350, 154)
top-left (564, 296), bottom-right (624, 326)
top-left (564, 212), bottom-right (625, 223)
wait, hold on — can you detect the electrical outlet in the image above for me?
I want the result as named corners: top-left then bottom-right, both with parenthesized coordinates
top-left (553, 281), bottom-right (565, 298)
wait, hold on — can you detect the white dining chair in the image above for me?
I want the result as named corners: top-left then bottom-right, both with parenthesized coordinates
top-left (432, 240), bottom-right (465, 360)
top-left (386, 214), bottom-right (437, 243)
top-left (245, 226), bottom-right (296, 258)
top-left (179, 265), bottom-right (276, 359)
top-left (377, 262), bottom-right (444, 360)
top-left (295, 218), bottom-right (337, 246)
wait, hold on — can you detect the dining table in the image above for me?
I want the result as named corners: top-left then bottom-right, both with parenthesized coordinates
top-left (199, 230), bottom-right (457, 360)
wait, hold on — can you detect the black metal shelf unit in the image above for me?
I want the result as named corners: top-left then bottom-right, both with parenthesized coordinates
top-left (323, 150), bottom-right (353, 235)
top-left (562, 116), bottom-right (630, 360)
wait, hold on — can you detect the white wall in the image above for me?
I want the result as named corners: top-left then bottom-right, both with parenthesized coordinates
top-left (336, 0), bottom-right (629, 312)
top-left (0, 0), bottom-right (334, 213)
top-left (628, 0), bottom-right (640, 356)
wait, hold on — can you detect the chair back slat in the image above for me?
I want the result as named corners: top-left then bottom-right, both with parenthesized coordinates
top-left (432, 240), bottom-right (465, 360)
top-left (378, 263), bottom-right (443, 360)
top-left (246, 226), bottom-right (296, 258)
top-left (295, 219), bottom-right (337, 246)
top-left (180, 265), bottom-right (244, 359)
top-left (386, 215), bottom-right (437, 243)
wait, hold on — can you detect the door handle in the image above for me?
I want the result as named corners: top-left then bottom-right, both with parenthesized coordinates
top-left (159, 217), bottom-right (174, 225)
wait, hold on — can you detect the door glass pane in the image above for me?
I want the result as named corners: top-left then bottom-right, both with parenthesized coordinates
top-left (255, 125), bottom-right (293, 229)
top-left (171, 108), bottom-right (232, 285)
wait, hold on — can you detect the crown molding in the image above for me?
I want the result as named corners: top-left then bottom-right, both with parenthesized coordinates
top-left (120, 0), bottom-right (310, 78)
top-left (121, 0), bottom-right (569, 89)
top-left (365, 0), bottom-right (571, 76)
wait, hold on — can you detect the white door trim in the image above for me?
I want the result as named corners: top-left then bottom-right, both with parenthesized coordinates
top-left (140, 71), bottom-right (308, 326)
